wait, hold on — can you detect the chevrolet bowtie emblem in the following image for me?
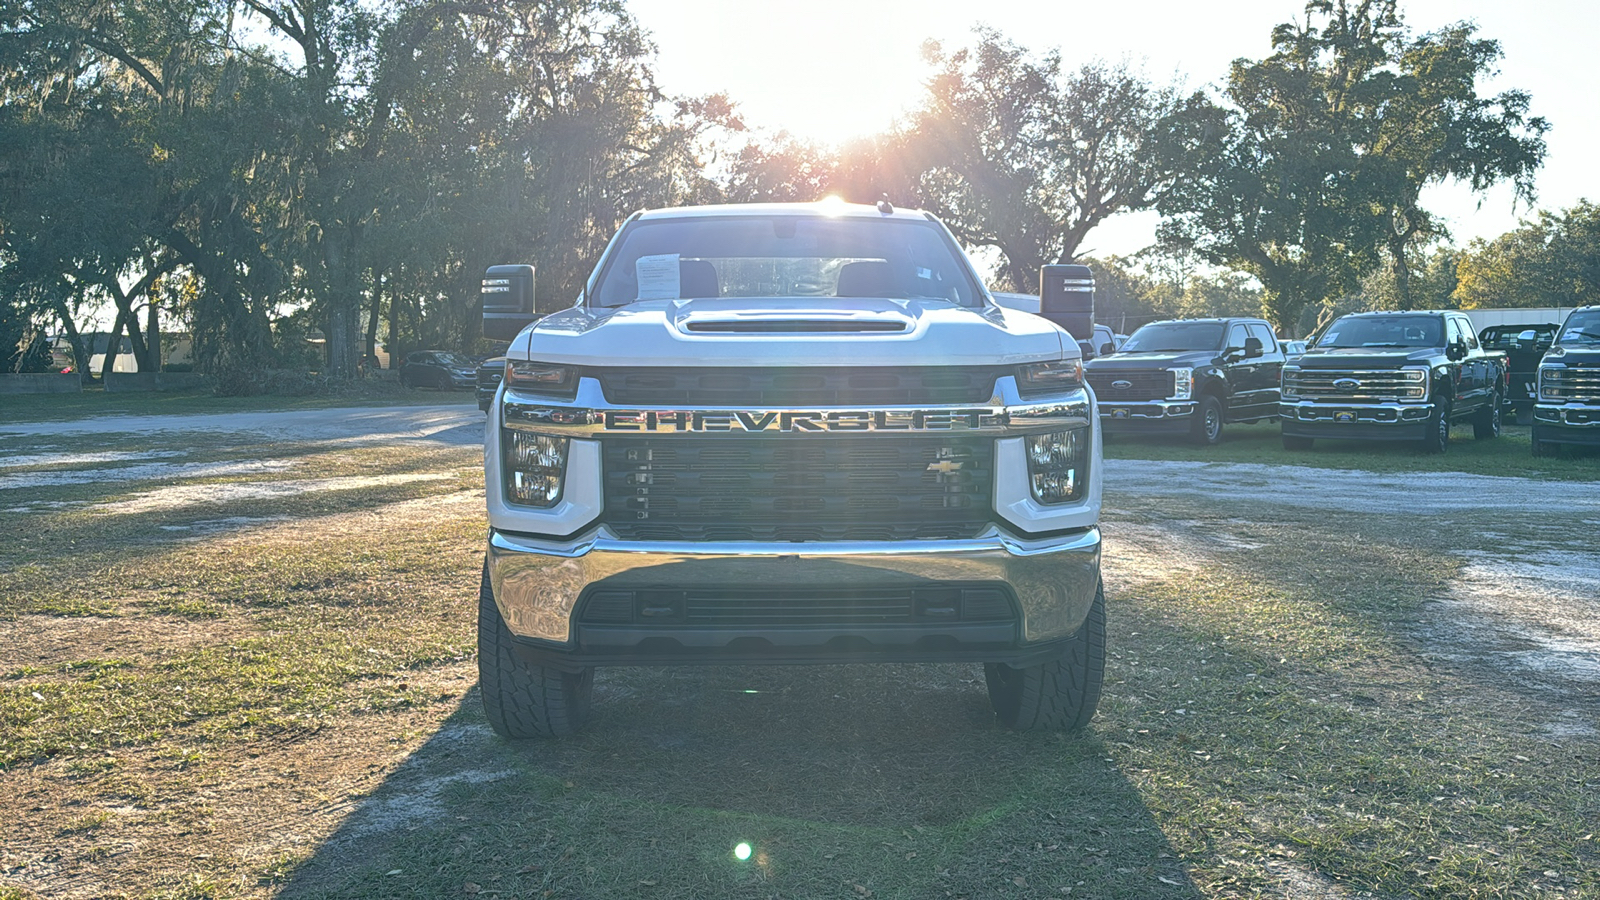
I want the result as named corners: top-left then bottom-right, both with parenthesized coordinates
top-left (926, 459), bottom-right (965, 474)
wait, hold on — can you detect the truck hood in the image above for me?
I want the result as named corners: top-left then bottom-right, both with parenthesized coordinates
top-left (1291, 347), bottom-right (1439, 368)
top-left (1084, 349), bottom-right (1221, 371)
top-left (1543, 346), bottom-right (1600, 366)
top-left (509, 298), bottom-right (1071, 367)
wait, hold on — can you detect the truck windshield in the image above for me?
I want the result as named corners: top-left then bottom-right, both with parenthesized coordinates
top-left (1317, 315), bottom-right (1441, 349)
top-left (588, 215), bottom-right (983, 308)
top-left (1557, 311), bottom-right (1600, 345)
top-left (1118, 322), bottom-right (1224, 352)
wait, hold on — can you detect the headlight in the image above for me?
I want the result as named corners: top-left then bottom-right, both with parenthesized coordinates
top-left (1170, 367), bottom-right (1193, 400)
top-left (1399, 366), bottom-right (1429, 400)
top-left (1281, 365), bottom-right (1300, 399)
top-left (1540, 366), bottom-right (1563, 399)
top-left (1025, 429), bottom-right (1089, 505)
top-left (506, 360), bottom-right (576, 396)
top-left (1017, 359), bottom-right (1083, 396)
top-left (504, 431), bottom-right (568, 507)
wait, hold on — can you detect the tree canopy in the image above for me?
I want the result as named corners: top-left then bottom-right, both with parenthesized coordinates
top-left (1159, 0), bottom-right (1545, 334)
top-left (0, 0), bottom-right (1567, 378)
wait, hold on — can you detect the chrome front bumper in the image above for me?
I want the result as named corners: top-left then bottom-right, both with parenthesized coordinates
top-left (488, 525), bottom-right (1101, 653)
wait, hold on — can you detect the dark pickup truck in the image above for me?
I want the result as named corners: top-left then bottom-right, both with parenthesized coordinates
top-left (1281, 310), bottom-right (1507, 453)
top-left (1480, 322), bottom-right (1560, 423)
top-left (1084, 317), bottom-right (1284, 445)
top-left (1532, 306), bottom-right (1600, 456)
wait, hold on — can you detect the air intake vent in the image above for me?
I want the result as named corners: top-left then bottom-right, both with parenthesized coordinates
top-left (684, 320), bottom-right (908, 333)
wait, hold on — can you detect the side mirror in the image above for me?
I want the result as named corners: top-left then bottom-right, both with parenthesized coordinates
top-left (1447, 339), bottom-right (1467, 361)
top-left (1098, 342), bottom-right (1115, 356)
top-left (1516, 329), bottom-right (1537, 343)
top-left (1244, 336), bottom-right (1264, 358)
top-left (482, 265), bottom-right (536, 342)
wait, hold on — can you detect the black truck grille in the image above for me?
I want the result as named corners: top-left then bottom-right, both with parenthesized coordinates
top-left (601, 436), bottom-right (994, 542)
top-left (592, 367), bottom-right (1006, 406)
top-left (578, 586), bottom-right (1017, 626)
top-left (1086, 370), bottom-right (1173, 402)
top-left (1543, 365), bottom-right (1600, 403)
top-left (1285, 368), bottom-right (1422, 402)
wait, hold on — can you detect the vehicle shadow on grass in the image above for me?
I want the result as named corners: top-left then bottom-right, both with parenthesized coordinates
top-left (281, 665), bottom-right (1200, 900)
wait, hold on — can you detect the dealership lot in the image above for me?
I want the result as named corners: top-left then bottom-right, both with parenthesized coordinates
top-left (1, 405), bottom-right (1595, 899)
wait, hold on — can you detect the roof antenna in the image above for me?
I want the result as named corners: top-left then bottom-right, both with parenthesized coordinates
top-left (876, 194), bottom-right (894, 214)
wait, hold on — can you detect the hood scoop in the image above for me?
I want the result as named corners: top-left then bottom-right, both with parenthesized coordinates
top-left (674, 301), bottom-right (915, 335)
top-left (684, 318), bottom-right (909, 334)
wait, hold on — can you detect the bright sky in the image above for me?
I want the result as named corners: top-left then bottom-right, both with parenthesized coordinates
top-left (631, 0), bottom-right (1596, 259)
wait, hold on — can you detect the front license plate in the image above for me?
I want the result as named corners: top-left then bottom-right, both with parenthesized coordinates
top-left (1110, 408), bottom-right (1130, 419)
top-left (1334, 411), bottom-right (1356, 423)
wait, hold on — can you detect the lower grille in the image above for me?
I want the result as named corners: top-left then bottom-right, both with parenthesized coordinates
top-left (600, 436), bottom-right (994, 541)
top-left (1087, 370), bottom-right (1173, 402)
top-left (578, 586), bottom-right (1017, 626)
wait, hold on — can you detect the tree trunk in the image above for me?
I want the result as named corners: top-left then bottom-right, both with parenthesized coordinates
top-left (321, 228), bottom-right (362, 378)
top-left (1388, 233), bottom-right (1415, 311)
top-left (388, 264), bottom-right (403, 369)
top-left (50, 296), bottom-right (91, 381)
top-left (146, 300), bottom-right (162, 371)
top-left (106, 282), bottom-right (152, 371)
top-left (365, 269), bottom-right (383, 370)
top-left (99, 306), bottom-right (127, 380)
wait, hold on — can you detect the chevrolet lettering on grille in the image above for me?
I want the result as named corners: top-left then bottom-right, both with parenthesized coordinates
top-left (600, 409), bottom-right (1008, 433)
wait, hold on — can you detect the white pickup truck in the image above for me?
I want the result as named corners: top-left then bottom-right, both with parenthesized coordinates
top-left (478, 201), bottom-right (1105, 736)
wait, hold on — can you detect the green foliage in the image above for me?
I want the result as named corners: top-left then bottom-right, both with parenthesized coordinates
top-left (1455, 200), bottom-right (1600, 309)
top-left (1160, 0), bottom-right (1545, 332)
top-left (900, 31), bottom-right (1196, 291)
top-left (0, 0), bottom-right (733, 383)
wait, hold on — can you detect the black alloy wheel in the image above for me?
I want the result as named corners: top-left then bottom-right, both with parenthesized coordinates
top-left (1421, 399), bottom-right (1451, 454)
top-left (1190, 394), bottom-right (1225, 446)
top-left (1473, 392), bottom-right (1502, 440)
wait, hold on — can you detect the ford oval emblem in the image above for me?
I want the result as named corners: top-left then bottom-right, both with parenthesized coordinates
top-left (1111, 380), bottom-right (1133, 390)
top-left (1333, 378), bottom-right (1361, 391)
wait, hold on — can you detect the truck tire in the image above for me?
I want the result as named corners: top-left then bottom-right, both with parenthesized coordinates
top-left (1473, 392), bottom-right (1502, 440)
top-left (1531, 426), bottom-right (1554, 458)
top-left (985, 580), bottom-right (1105, 731)
top-left (1282, 434), bottom-right (1314, 451)
top-left (1189, 394), bottom-right (1224, 446)
top-left (1420, 399), bottom-right (1451, 454)
top-left (478, 561), bottom-right (593, 738)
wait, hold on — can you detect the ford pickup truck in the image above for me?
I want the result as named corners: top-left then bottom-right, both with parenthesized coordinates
top-left (477, 202), bottom-right (1105, 736)
top-left (1533, 305), bottom-right (1600, 456)
top-left (1281, 310), bottom-right (1506, 453)
top-left (1084, 317), bottom-right (1285, 445)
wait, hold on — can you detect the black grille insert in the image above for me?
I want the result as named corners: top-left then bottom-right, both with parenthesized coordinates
top-left (601, 436), bottom-right (994, 542)
top-left (577, 586), bottom-right (1018, 626)
top-left (1086, 370), bottom-right (1174, 402)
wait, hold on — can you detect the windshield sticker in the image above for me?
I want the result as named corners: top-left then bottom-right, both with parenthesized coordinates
top-left (636, 254), bottom-right (681, 300)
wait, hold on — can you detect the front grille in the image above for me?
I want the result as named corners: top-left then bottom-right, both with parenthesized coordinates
top-left (1086, 370), bottom-right (1173, 402)
top-left (591, 367), bottom-right (1005, 406)
top-left (1543, 366), bottom-right (1600, 403)
top-left (577, 586), bottom-right (1017, 626)
top-left (600, 436), bottom-right (994, 541)
top-left (1285, 368), bottom-right (1423, 402)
